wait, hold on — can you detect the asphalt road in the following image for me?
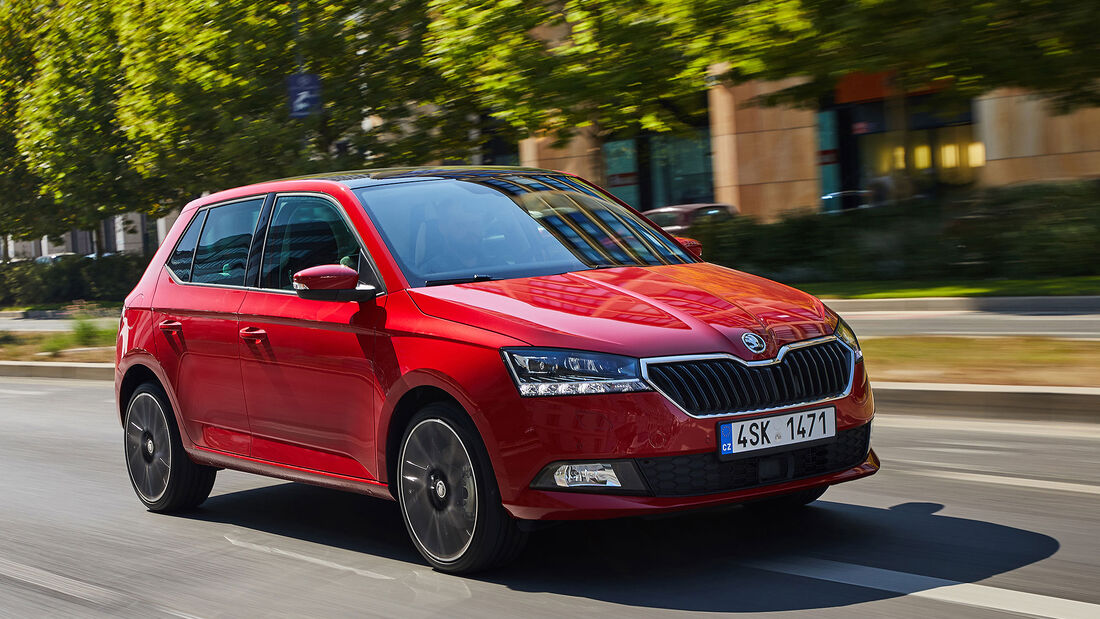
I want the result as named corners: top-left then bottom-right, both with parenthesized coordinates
top-left (2, 377), bottom-right (1099, 618)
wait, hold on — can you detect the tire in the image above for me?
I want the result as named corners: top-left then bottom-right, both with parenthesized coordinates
top-left (396, 402), bottom-right (527, 573)
top-left (744, 485), bottom-right (828, 514)
top-left (124, 382), bottom-right (216, 512)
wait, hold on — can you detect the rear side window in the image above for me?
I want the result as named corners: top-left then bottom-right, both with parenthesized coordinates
top-left (260, 195), bottom-right (363, 290)
top-left (191, 199), bottom-right (264, 286)
top-left (166, 210), bottom-right (206, 282)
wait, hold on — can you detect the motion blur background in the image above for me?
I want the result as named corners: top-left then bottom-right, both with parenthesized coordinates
top-left (0, 0), bottom-right (1097, 309)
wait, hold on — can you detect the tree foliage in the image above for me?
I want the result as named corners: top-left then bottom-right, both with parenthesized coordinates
top-left (658, 0), bottom-right (1100, 110)
top-left (15, 0), bottom-right (151, 242)
top-left (427, 0), bottom-right (703, 147)
top-left (0, 0), bottom-right (63, 239)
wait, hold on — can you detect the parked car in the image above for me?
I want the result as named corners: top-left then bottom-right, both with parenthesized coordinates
top-left (642, 202), bottom-right (737, 234)
top-left (33, 252), bottom-right (78, 264)
top-left (116, 167), bottom-right (876, 573)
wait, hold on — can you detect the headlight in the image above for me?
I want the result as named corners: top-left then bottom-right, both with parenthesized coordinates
top-left (501, 348), bottom-right (652, 397)
top-left (833, 316), bottom-right (863, 360)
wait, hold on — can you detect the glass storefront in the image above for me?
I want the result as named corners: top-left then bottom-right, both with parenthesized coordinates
top-left (820, 96), bottom-right (985, 209)
top-left (601, 128), bottom-right (715, 211)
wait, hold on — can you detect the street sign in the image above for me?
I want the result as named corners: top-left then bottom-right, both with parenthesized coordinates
top-left (286, 73), bottom-right (322, 118)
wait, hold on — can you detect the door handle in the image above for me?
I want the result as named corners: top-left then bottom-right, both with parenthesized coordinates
top-left (239, 327), bottom-right (267, 341)
top-left (158, 320), bottom-right (182, 333)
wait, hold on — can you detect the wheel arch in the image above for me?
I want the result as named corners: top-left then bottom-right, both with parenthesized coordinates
top-left (383, 384), bottom-right (463, 488)
top-left (119, 364), bottom-right (161, 422)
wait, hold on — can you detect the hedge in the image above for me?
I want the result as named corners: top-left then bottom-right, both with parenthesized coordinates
top-left (0, 254), bottom-right (150, 308)
top-left (691, 181), bottom-right (1100, 283)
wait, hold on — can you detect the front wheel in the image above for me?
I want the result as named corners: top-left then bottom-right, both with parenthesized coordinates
top-left (397, 403), bottom-right (527, 573)
top-left (124, 382), bottom-right (216, 512)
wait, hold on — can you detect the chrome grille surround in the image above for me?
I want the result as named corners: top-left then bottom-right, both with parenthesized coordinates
top-left (640, 336), bottom-right (857, 419)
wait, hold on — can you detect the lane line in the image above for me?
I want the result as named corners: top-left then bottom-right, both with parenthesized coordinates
top-left (0, 388), bottom-right (49, 396)
top-left (0, 555), bottom-right (199, 618)
top-left (873, 415), bottom-right (1100, 440)
top-left (746, 557), bottom-right (1099, 619)
top-left (224, 536), bottom-right (394, 580)
top-left (895, 468), bottom-right (1100, 496)
top-left (0, 555), bottom-right (122, 606)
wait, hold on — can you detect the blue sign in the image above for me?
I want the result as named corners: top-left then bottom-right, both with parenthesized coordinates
top-left (286, 73), bottom-right (322, 118)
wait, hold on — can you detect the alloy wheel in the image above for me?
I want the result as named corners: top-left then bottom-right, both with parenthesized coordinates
top-left (125, 392), bottom-right (172, 503)
top-left (399, 418), bottom-right (479, 563)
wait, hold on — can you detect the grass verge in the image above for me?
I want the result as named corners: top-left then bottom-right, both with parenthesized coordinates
top-left (0, 319), bottom-right (117, 362)
top-left (800, 276), bottom-right (1100, 299)
top-left (862, 336), bottom-right (1100, 388)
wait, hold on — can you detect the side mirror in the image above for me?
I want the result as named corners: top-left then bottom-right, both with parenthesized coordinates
top-left (674, 236), bottom-right (703, 259)
top-left (292, 264), bottom-right (378, 302)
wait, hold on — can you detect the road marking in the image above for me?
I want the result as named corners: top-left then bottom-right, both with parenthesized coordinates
top-left (0, 388), bottom-right (49, 396)
top-left (874, 414), bottom-right (1100, 441)
top-left (896, 468), bottom-right (1100, 496)
top-left (746, 557), bottom-right (1099, 618)
top-left (224, 536), bottom-right (394, 580)
top-left (0, 555), bottom-right (200, 618)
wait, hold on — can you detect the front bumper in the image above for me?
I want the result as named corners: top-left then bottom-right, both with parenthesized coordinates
top-left (506, 449), bottom-right (879, 520)
top-left (486, 360), bottom-right (877, 520)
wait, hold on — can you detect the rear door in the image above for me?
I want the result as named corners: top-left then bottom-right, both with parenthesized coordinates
top-left (152, 196), bottom-right (266, 456)
top-left (237, 193), bottom-right (385, 480)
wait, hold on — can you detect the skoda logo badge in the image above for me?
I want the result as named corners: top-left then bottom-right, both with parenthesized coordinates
top-left (742, 332), bottom-right (767, 354)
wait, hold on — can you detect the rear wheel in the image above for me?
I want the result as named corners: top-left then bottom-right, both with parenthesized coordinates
top-left (124, 382), bottom-right (216, 512)
top-left (745, 485), bottom-right (828, 513)
top-left (397, 402), bottom-right (527, 573)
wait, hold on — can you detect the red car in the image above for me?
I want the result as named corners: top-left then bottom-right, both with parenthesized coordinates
top-left (116, 167), bottom-right (877, 573)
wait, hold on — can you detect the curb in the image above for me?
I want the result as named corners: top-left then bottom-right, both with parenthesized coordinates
top-left (0, 362), bottom-right (1094, 423)
top-left (874, 381), bottom-right (1100, 423)
top-left (826, 295), bottom-right (1100, 314)
top-left (0, 361), bottom-right (114, 381)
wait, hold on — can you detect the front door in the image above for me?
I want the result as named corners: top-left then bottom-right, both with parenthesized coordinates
top-left (238, 193), bottom-right (384, 480)
top-left (152, 197), bottom-right (265, 456)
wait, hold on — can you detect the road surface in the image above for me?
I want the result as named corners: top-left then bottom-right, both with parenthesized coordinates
top-left (842, 310), bottom-right (1100, 339)
top-left (1, 376), bottom-right (1098, 618)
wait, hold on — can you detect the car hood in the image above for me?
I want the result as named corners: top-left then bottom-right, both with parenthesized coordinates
top-left (406, 263), bottom-right (836, 360)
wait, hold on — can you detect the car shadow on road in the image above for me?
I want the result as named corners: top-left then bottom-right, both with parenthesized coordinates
top-left (186, 483), bottom-right (1058, 613)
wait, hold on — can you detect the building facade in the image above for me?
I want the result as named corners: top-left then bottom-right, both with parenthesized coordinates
top-left (520, 79), bottom-right (1100, 221)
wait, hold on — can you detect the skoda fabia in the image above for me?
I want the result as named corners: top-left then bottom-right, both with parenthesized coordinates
top-left (116, 167), bottom-right (878, 573)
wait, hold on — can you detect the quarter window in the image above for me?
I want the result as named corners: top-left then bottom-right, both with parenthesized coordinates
top-left (260, 195), bottom-right (364, 290)
top-left (166, 210), bottom-right (206, 282)
top-left (191, 199), bottom-right (264, 286)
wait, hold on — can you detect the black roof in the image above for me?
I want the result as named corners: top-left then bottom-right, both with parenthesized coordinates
top-left (285, 166), bottom-right (560, 189)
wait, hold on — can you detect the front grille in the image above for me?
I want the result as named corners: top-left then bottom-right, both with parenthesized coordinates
top-left (636, 423), bottom-right (871, 497)
top-left (645, 339), bottom-right (853, 417)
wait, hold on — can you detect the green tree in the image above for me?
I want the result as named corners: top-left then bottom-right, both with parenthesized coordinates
top-left (660, 0), bottom-right (1100, 111)
top-left (116, 0), bottom-right (494, 203)
top-left (427, 0), bottom-right (703, 182)
top-left (0, 0), bottom-right (64, 245)
top-left (15, 0), bottom-right (150, 252)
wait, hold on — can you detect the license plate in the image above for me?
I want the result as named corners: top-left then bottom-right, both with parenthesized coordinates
top-left (718, 407), bottom-right (836, 459)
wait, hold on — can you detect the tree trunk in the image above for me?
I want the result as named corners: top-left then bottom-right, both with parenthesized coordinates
top-left (92, 224), bottom-right (103, 258)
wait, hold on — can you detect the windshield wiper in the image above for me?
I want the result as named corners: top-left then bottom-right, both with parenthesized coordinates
top-left (424, 274), bottom-right (496, 287)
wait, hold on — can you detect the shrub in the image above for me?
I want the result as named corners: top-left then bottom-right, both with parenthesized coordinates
top-left (693, 181), bottom-right (1100, 283)
top-left (0, 254), bottom-right (150, 307)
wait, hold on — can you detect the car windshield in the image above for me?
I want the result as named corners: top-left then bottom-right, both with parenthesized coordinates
top-left (645, 211), bottom-right (681, 227)
top-left (353, 174), bottom-right (696, 287)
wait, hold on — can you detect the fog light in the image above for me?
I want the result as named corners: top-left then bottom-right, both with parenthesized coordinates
top-left (554, 463), bottom-right (621, 488)
top-left (531, 459), bottom-right (649, 494)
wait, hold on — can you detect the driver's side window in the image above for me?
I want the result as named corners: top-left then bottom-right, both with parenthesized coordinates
top-left (259, 195), bottom-right (364, 291)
